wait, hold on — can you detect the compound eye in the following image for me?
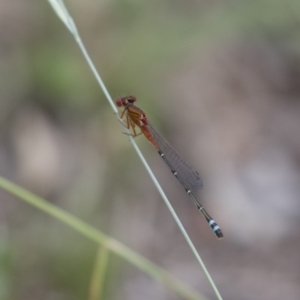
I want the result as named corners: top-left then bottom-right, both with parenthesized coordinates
top-left (116, 98), bottom-right (124, 107)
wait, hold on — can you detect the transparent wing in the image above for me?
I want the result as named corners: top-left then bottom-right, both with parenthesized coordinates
top-left (147, 122), bottom-right (203, 191)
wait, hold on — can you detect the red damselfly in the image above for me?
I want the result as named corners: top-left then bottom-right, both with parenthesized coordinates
top-left (116, 95), bottom-right (223, 239)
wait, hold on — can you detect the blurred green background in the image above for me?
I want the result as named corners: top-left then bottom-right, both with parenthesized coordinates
top-left (1, 0), bottom-right (300, 299)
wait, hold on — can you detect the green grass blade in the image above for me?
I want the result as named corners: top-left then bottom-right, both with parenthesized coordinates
top-left (0, 176), bottom-right (207, 300)
top-left (46, 1), bottom-right (223, 299)
top-left (89, 246), bottom-right (110, 300)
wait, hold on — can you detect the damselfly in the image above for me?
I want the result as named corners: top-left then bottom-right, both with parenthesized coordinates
top-left (116, 95), bottom-right (223, 239)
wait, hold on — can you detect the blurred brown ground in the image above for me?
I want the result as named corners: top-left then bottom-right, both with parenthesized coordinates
top-left (0, 1), bottom-right (300, 300)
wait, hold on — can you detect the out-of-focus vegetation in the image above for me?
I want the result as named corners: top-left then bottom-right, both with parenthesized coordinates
top-left (1, 0), bottom-right (300, 299)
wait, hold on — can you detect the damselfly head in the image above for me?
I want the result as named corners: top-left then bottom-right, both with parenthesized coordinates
top-left (116, 95), bottom-right (137, 107)
top-left (116, 98), bottom-right (124, 107)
